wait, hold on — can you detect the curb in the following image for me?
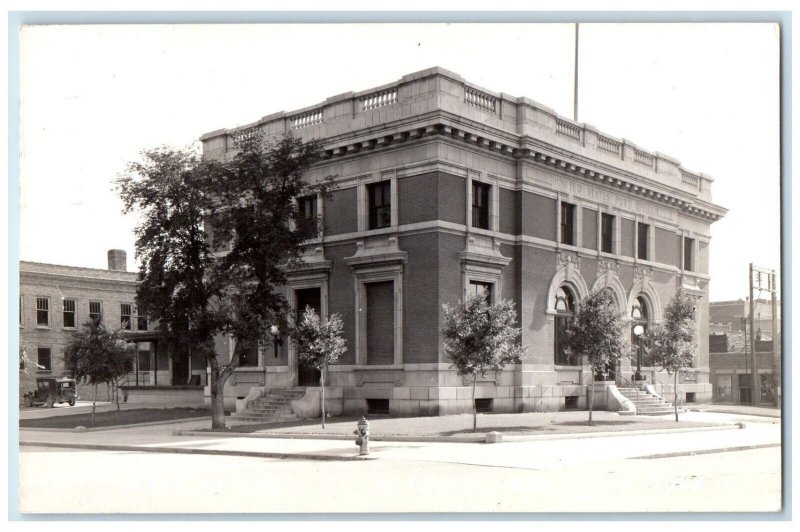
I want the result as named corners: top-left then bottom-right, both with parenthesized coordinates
top-left (19, 416), bottom-right (211, 433)
top-left (687, 408), bottom-right (782, 419)
top-left (19, 440), bottom-right (377, 461)
top-left (632, 442), bottom-right (781, 460)
top-left (175, 422), bottom-right (741, 443)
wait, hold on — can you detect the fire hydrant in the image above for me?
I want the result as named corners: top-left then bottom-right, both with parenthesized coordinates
top-left (353, 416), bottom-right (370, 455)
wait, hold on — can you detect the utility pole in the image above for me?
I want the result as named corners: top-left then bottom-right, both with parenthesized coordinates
top-left (742, 315), bottom-right (749, 404)
top-left (748, 264), bottom-right (756, 405)
top-left (771, 273), bottom-right (779, 407)
top-left (573, 23), bottom-right (580, 122)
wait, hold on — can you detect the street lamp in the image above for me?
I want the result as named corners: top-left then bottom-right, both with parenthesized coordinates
top-left (633, 323), bottom-right (645, 382)
top-left (269, 325), bottom-right (281, 359)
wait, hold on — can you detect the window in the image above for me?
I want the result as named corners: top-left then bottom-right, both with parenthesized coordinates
top-left (36, 297), bottom-right (49, 327)
top-left (471, 181), bottom-right (491, 230)
top-left (299, 195), bottom-right (318, 222)
top-left (554, 285), bottom-right (578, 365)
top-left (474, 398), bottom-right (494, 413)
top-left (238, 340), bottom-right (258, 367)
top-left (138, 349), bottom-right (151, 372)
top-left (37, 347), bottom-right (52, 371)
top-left (63, 299), bottom-right (76, 328)
top-left (64, 352), bottom-right (75, 374)
top-left (759, 374), bottom-right (775, 403)
top-left (367, 181), bottom-right (391, 230)
top-left (684, 236), bottom-right (694, 271)
top-left (601, 213), bottom-right (615, 253)
top-left (89, 301), bottom-right (102, 323)
top-left (560, 202), bottom-right (576, 245)
top-left (366, 398), bottom-right (390, 416)
top-left (19, 296), bottom-right (23, 326)
top-left (136, 308), bottom-right (148, 331)
top-left (637, 222), bottom-right (649, 260)
top-left (120, 303), bottom-right (132, 330)
top-left (468, 280), bottom-right (493, 302)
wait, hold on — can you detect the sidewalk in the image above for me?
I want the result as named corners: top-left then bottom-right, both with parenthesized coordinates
top-left (686, 403), bottom-right (781, 419)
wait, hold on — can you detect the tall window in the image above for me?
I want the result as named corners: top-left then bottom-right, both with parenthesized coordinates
top-left (632, 296), bottom-right (651, 366)
top-left (89, 301), bottom-right (102, 323)
top-left (37, 347), bottom-right (52, 371)
top-left (120, 303), bottom-right (133, 330)
top-left (560, 202), bottom-right (576, 246)
top-left (637, 222), bottom-right (649, 260)
top-left (601, 213), bottom-right (615, 253)
top-left (554, 286), bottom-right (578, 365)
top-left (684, 237), bottom-right (694, 271)
top-left (36, 297), bottom-right (49, 327)
top-left (468, 280), bottom-right (493, 302)
top-left (63, 299), bottom-right (76, 328)
top-left (368, 181), bottom-right (391, 230)
top-left (136, 308), bottom-right (148, 331)
top-left (299, 195), bottom-right (318, 222)
top-left (471, 182), bottom-right (491, 230)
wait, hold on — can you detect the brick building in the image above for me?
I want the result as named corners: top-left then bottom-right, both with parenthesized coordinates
top-left (18, 251), bottom-right (204, 405)
top-left (200, 67), bottom-right (727, 416)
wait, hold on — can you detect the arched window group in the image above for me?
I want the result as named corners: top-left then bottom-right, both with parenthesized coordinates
top-left (554, 285), bottom-right (579, 366)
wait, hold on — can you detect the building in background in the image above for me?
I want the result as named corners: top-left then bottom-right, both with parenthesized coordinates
top-left (18, 250), bottom-right (204, 406)
top-left (201, 67), bottom-right (727, 416)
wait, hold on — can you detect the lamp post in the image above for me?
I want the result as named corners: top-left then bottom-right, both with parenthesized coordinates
top-left (633, 324), bottom-right (645, 382)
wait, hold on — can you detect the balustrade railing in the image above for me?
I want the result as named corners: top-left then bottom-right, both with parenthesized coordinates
top-left (634, 149), bottom-right (655, 168)
top-left (360, 88), bottom-right (398, 111)
top-left (465, 86), bottom-right (497, 113)
top-left (597, 135), bottom-right (622, 156)
top-left (681, 170), bottom-right (700, 188)
top-left (556, 119), bottom-right (582, 141)
top-left (291, 109), bottom-right (323, 129)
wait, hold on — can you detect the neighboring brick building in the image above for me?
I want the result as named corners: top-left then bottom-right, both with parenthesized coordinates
top-left (201, 67), bottom-right (727, 415)
top-left (18, 251), bottom-right (198, 404)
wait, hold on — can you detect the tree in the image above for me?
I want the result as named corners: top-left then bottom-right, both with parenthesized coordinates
top-left (562, 289), bottom-right (625, 425)
top-left (441, 294), bottom-right (525, 432)
top-left (66, 320), bottom-right (135, 426)
top-left (294, 306), bottom-right (347, 428)
top-left (643, 289), bottom-right (697, 422)
top-left (118, 147), bottom-right (227, 426)
top-left (117, 134), bottom-right (330, 429)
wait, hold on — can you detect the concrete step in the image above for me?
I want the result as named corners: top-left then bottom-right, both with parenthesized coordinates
top-left (231, 413), bottom-right (299, 422)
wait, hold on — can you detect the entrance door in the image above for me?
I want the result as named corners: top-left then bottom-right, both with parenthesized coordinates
top-left (738, 374), bottom-right (752, 404)
top-left (716, 374), bottom-right (732, 403)
top-left (296, 287), bottom-right (322, 387)
top-left (172, 344), bottom-right (189, 385)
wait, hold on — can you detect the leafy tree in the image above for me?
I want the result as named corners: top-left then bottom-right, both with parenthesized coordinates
top-left (441, 294), bottom-right (525, 432)
top-left (117, 134), bottom-right (330, 429)
top-left (562, 289), bottom-right (625, 425)
top-left (66, 320), bottom-right (135, 426)
top-left (643, 289), bottom-right (697, 422)
top-left (294, 306), bottom-right (347, 428)
top-left (118, 147), bottom-right (227, 426)
top-left (19, 343), bottom-right (43, 372)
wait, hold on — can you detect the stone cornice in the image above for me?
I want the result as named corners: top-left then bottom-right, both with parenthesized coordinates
top-left (306, 119), bottom-right (726, 223)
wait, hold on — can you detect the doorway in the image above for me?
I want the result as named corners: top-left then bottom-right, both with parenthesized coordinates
top-left (296, 287), bottom-right (322, 387)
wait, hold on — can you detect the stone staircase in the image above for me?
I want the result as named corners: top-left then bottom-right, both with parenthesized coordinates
top-left (616, 387), bottom-right (677, 416)
top-left (230, 389), bottom-right (306, 422)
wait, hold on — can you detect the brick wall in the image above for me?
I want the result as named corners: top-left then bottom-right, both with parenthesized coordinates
top-left (522, 192), bottom-right (557, 240)
top-left (437, 172), bottom-right (466, 225)
top-left (400, 233), bottom-right (440, 364)
top-left (324, 187), bottom-right (357, 235)
top-left (655, 227), bottom-right (679, 266)
top-left (499, 187), bottom-right (519, 235)
top-left (621, 218), bottom-right (635, 257)
top-left (325, 242), bottom-right (358, 365)
top-left (398, 173), bottom-right (438, 225)
top-left (582, 208), bottom-right (597, 250)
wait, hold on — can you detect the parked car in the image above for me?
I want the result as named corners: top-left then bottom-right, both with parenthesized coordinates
top-left (23, 377), bottom-right (77, 407)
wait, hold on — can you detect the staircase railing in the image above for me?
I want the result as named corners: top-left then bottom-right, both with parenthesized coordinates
top-left (615, 373), bottom-right (640, 415)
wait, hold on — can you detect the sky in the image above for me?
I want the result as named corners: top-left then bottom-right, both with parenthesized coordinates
top-left (16, 22), bottom-right (781, 302)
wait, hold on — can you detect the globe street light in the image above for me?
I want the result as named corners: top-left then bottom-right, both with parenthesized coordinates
top-left (633, 324), bottom-right (645, 382)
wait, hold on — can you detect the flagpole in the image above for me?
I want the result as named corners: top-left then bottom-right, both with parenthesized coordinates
top-left (573, 22), bottom-right (579, 122)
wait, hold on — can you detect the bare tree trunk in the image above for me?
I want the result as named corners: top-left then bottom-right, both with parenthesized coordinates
top-left (92, 382), bottom-right (98, 427)
top-left (472, 375), bottom-right (478, 433)
top-left (588, 371), bottom-right (595, 426)
top-left (320, 364), bottom-right (326, 429)
top-left (674, 371), bottom-right (679, 422)
top-left (207, 355), bottom-right (227, 430)
top-left (115, 380), bottom-right (121, 412)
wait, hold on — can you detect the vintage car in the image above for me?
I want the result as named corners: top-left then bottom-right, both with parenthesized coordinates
top-left (23, 377), bottom-right (77, 407)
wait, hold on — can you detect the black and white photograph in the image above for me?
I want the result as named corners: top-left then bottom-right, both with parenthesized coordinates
top-left (9, 12), bottom-right (787, 519)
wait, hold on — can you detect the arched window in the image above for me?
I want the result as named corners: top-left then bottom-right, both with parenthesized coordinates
top-left (554, 285), bottom-right (578, 366)
top-left (631, 296), bottom-right (651, 366)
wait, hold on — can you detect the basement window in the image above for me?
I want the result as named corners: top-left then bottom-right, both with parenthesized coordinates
top-left (685, 392), bottom-right (696, 404)
top-left (366, 399), bottom-right (390, 416)
top-left (474, 398), bottom-right (494, 414)
top-left (564, 396), bottom-right (579, 410)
